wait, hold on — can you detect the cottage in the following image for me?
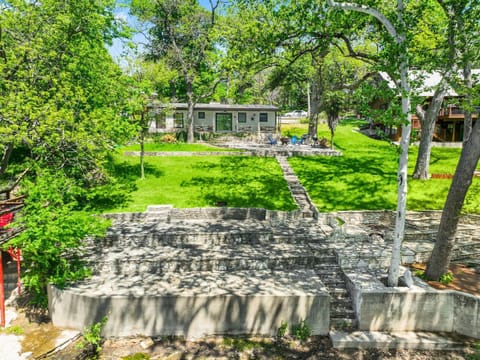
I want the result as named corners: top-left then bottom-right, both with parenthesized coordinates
top-left (148, 103), bottom-right (279, 134)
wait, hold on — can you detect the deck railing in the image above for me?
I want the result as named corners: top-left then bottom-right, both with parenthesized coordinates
top-left (439, 106), bottom-right (480, 117)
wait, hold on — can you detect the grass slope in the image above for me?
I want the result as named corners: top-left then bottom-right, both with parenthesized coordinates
top-left (109, 122), bottom-right (479, 213)
top-left (108, 155), bottom-right (297, 212)
top-left (287, 121), bottom-right (479, 213)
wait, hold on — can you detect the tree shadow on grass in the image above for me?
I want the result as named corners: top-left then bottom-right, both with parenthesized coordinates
top-left (108, 160), bottom-right (164, 183)
top-left (98, 159), bottom-right (165, 211)
top-left (181, 157), bottom-right (297, 210)
top-left (291, 156), bottom-right (398, 211)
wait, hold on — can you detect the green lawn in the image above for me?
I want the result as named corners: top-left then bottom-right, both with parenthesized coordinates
top-left (109, 122), bottom-right (479, 213)
top-left (108, 155), bottom-right (297, 212)
top-left (287, 121), bottom-right (480, 213)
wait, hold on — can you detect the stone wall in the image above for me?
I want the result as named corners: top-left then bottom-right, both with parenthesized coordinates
top-left (327, 210), bottom-right (480, 270)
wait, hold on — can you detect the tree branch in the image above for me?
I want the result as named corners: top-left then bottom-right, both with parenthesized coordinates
top-left (335, 34), bottom-right (377, 65)
top-left (0, 143), bottom-right (14, 178)
top-left (327, 0), bottom-right (399, 42)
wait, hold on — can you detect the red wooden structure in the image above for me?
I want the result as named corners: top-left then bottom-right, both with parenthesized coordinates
top-left (0, 193), bottom-right (25, 327)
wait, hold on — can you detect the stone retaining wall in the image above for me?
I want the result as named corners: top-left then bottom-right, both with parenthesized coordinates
top-left (104, 206), bottom-right (330, 223)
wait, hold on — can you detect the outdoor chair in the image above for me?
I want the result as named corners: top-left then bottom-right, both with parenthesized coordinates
top-left (299, 134), bottom-right (308, 145)
top-left (267, 135), bottom-right (277, 145)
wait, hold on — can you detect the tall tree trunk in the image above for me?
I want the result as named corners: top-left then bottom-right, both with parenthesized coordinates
top-left (327, 0), bottom-right (412, 287)
top-left (387, 0), bottom-right (411, 288)
top-left (389, 63), bottom-right (411, 287)
top-left (413, 83), bottom-right (447, 179)
top-left (140, 127), bottom-right (145, 180)
top-left (186, 80), bottom-right (195, 143)
top-left (308, 113), bottom-right (319, 138)
top-left (425, 119), bottom-right (480, 280)
top-left (140, 108), bottom-right (148, 180)
top-left (413, 118), bottom-right (435, 179)
top-left (0, 143), bottom-right (14, 178)
top-left (463, 61), bottom-right (472, 143)
top-left (307, 82), bottom-right (311, 117)
top-left (328, 114), bottom-right (338, 150)
top-left (308, 66), bottom-right (323, 138)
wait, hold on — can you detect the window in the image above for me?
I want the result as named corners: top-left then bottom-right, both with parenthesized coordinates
top-left (155, 113), bottom-right (166, 129)
top-left (238, 112), bottom-right (246, 123)
top-left (174, 112), bottom-right (184, 128)
top-left (259, 113), bottom-right (268, 122)
top-left (198, 111), bottom-right (205, 119)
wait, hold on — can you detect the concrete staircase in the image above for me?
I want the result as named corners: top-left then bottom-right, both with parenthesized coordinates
top-left (48, 214), bottom-right (358, 338)
top-left (315, 261), bottom-right (356, 330)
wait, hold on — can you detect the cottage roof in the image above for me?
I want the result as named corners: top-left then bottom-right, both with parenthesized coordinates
top-left (379, 70), bottom-right (480, 97)
top-left (159, 103), bottom-right (279, 111)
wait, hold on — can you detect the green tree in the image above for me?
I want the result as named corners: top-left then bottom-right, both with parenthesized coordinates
top-left (123, 59), bottom-right (172, 179)
top-left (0, 0), bottom-right (131, 304)
top-left (410, 0), bottom-right (480, 180)
top-left (131, 0), bottom-right (224, 143)
top-left (224, 0), bottom-right (375, 138)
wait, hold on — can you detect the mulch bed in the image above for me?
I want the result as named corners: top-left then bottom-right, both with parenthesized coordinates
top-left (409, 263), bottom-right (480, 296)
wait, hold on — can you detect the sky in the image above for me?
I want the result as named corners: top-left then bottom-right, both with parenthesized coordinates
top-left (108, 4), bottom-right (145, 67)
top-left (108, 0), bottom-right (215, 67)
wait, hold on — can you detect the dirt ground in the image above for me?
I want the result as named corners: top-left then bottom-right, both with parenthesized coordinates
top-left (409, 262), bottom-right (480, 296)
top-left (9, 262), bottom-right (480, 359)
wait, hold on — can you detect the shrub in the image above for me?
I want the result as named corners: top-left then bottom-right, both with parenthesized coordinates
top-left (292, 320), bottom-right (311, 341)
top-left (6, 171), bottom-right (110, 306)
top-left (160, 134), bottom-right (177, 143)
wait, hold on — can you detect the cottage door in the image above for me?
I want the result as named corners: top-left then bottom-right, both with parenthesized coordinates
top-left (215, 113), bottom-right (232, 131)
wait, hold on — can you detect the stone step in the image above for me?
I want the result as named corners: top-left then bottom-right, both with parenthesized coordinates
top-left (330, 300), bottom-right (354, 311)
top-left (102, 231), bottom-right (274, 247)
top-left (330, 317), bottom-right (356, 330)
top-left (323, 277), bottom-right (346, 287)
top-left (88, 243), bottom-right (337, 275)
top-left (329, 291), bottom-right (350, 301)
top-left (49, 269), bottom-right (331, 338)
top-left (330, 331), bottom-right (466, 350)
top-left (101, 222), bottom-right (325, 247)
top-left (330, 307), bottom-right (356, 319)
top-left (404, 228), bottom-right (479, 242)
top-left (92, 255), bottom-right (323, 275)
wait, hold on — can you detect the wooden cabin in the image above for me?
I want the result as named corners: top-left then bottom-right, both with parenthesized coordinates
top-left (380, 71), bottom-right (479, 142)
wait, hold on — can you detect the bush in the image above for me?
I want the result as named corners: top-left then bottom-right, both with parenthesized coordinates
top-left (6, 171), bottom-right (110, 306)
top-left (160, 134), bottom-right (177, 143)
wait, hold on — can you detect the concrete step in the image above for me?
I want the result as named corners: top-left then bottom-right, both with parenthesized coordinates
top-left (330, 317), bottom-right (356, 330)
top-left (329, 291), bottom-right (350, 301)
top-left (89, 243), bottom-right (336, 275)
top-left (101, 221), bottom-right (323, 247)
top-left (330, 331), bottom-right (466, 351)
top-left (50, 269), bottom-right (331, 338)
top-left (330, 307), bottom-right (356, 319)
